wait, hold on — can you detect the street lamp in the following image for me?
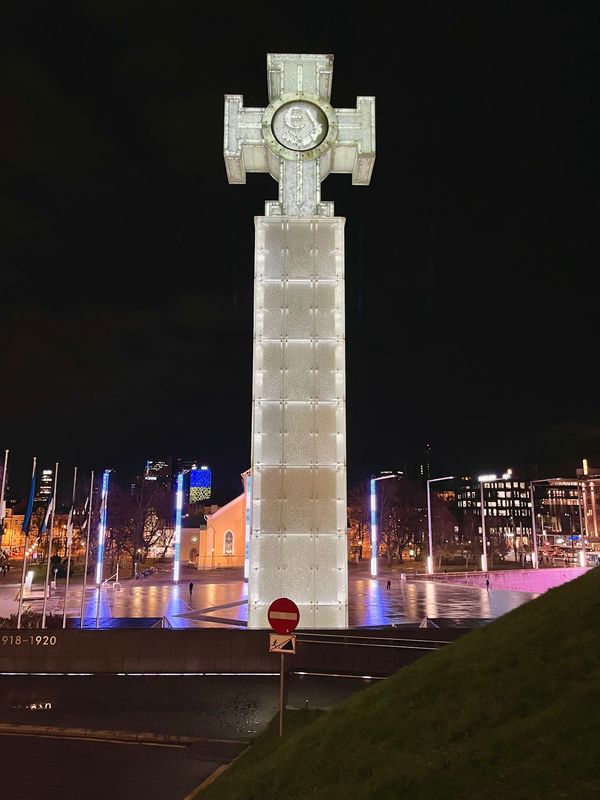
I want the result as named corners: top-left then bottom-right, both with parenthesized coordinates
top-left (173, 472), bottom-right (184, 582)
top-left (426, 476), bottom-right (454, 574)
top-left (477, 471), bottom-right (512, 572)
top-left (529, 477), bottom-right (575, 570)
top-left (369, 473), bottom-right (397, 579)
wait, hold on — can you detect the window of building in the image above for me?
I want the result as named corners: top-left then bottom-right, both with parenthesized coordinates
top-left (224, 531), bottom-right (233, 555)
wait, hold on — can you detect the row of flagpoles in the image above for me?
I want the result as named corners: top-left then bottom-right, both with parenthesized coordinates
top-left (1, 449), bottom-right (110, 630)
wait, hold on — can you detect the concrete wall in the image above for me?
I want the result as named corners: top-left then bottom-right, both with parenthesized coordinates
top-left (0, 628), bottom-right (467, 677)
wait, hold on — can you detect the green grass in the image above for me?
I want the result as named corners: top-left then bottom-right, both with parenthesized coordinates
top-left (200, 567), bottom-right (600, 800)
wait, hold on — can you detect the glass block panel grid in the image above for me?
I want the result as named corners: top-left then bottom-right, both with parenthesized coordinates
top-left (249, 218), bottom-right (348, 628)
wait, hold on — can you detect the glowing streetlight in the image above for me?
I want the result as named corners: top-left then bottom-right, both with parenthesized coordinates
top-left (370, 474), bottom-right (398, 579)
top-left (173, 472), bottom-right (184, 582)
top-left (477, 471), bottom-right (511, 572)
top-left (426, 476), bottom-right (454, 574)
top-left (95, 470), bottom-right (111, 585)
top-left (529, 477), bottom-right (569, 570)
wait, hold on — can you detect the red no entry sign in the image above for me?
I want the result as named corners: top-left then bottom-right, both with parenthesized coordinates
top-left (267, 597), bottom-right (300, 634)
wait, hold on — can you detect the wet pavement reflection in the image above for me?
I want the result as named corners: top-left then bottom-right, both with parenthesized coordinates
top-left (0, 565), bottom-right (539, 628)
top-left (80, 568), bottom-right (537, 628)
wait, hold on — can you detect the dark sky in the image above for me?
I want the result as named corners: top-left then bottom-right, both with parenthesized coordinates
top-left (2, 2), bottom-right (599, 502)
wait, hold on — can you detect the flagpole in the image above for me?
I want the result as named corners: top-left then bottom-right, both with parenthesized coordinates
top-left (80, 471), bottom-right (94, 629)
top-left (17, 456), bottom-right (36, 630)
top-left (62, 467), bottom-right (77, 629)
top-left (95, 469), bottom-right (111, 629)
top-left (0, 449), bottom-right (9, 549)
top-left (41, 462), bottom-right (59, 630)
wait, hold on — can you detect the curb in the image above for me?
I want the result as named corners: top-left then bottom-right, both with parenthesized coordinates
top-left (182, 745), bottom-right (249, 799)
top-left (0, 722), bottom-right (243, 747)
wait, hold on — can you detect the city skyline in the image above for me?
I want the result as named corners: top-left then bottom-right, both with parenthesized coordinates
top-left (2, 4), bottom-right (598, 501)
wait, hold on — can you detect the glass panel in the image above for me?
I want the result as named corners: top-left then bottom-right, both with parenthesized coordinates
top-left (283, 404), bottom-right (315, 466)
top-left (284, 342), bottom-right (314, 401)
top-left (259, 404), bottom-right (283, 465)
top-left (286, 221), bottom-right (314, 279)
top-left (285, 283), bottom-right (314, 339)
top-left (259, 342), bottom-right (284, 401)
top-left (314, 283), bottom-right (337, 339)
top-left (261, 283), bottom-right (285, 339)
top-left (258, 219), bottom-right (285, 279)
top-left (282, 467), bottom-right (315, 534)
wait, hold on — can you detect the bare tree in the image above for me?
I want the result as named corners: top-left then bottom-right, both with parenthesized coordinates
top-left (379, 478), bottom-right (425, 565)
top-left (347, 480), bottom-right (371, 562)
top-left (457, 514), bottom-right (481, 568)
top-left (429, 493), bottom-right (459, 569)
top-left (107, 480), bottom-right (173, 577)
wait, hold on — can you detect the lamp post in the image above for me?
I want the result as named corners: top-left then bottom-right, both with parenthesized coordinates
top-left (477, 472), bottom-right (511, 572)
top-left (426, 476), bottom-right (454, 575)
top-left (529, 476), bottom-right (582, 570)
top-left (173, 472), bottom-right (184, 583)
top-left (528, 478), bottom-right (563, 570)
top-left (369, 474), bottom-right (397, 579)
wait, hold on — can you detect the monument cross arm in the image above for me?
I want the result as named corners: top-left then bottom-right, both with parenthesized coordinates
top-left (224, 53), bottom-right (375, 216)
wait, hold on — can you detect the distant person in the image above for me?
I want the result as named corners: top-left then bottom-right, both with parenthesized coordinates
top-left (386, 579), bottom-right (391, 590)
top-left (189, 581), bottom-right (194, 600)
top-left (485, 577), bottom-right (490, 591)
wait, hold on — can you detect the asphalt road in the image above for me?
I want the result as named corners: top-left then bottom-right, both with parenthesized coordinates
top-left (0, 673), bottom-right (376, 739)
top-left (0, 733), bottom-right (217, 800)
top-left (0, 673), bottom-right (375, 800)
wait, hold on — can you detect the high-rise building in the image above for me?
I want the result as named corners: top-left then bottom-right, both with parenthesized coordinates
top-left (35, 469), bottom-right (54, 504)
top-left (189, 466), bottom-right (212, 503)
top-left (144, 459), bottom-right (171, 488)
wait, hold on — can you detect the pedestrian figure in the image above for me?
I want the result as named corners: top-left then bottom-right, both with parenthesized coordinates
top-left (189, 581), bottom-right (194, 599)
top-left (485, 577), bottom-right (490, 591)
top-left (386, 579), bottom-right (391, 590)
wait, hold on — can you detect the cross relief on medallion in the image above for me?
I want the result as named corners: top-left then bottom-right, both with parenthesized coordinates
top-left (224, 53), bottom-right (375, 217)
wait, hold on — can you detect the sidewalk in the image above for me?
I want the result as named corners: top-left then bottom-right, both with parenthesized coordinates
top-left (0, 561), bottom-right (541, 628)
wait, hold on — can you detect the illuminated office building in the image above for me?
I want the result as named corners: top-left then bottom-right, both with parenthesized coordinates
top-left (456, 475), bottom-right (533, 544)
top-left (144, 459), bottom-right (171, 487)
top-left (35, 469), bottom-right (54, 504)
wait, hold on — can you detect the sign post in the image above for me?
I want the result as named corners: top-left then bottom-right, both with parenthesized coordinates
top-left (267, 597), bottom-right (299, 736)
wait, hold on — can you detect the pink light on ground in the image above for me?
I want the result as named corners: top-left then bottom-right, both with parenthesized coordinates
top-left (431, 568), bottom-right (589, 593)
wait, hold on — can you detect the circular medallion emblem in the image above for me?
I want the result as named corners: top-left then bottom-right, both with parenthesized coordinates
top-left (272, 101), bottom-right (328, 152)
top-left (262, 92), bottom-right (337, 161)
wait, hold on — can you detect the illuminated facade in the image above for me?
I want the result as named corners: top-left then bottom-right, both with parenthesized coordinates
top-left (144, 459), bottom-right (171, 487)
top-left (456, 476), bottom-right (533, 559)
top-left (189, 466), bottom-right (212, 503)
top-left (201, 490), bottom-right (245, 570)
top-left (225, 53), bottom-right (375, 627)
top-left (0, 511), bottom-right (77, 559)
top-left (35, 468), bottom-right (53, 504)
top-left (576, 463), bottom-right (600, 544)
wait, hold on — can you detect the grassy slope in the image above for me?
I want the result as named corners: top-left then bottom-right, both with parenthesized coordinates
top-left (201, 568), bottom-right (600, 800)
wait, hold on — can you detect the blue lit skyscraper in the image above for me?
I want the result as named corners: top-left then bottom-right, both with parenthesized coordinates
top-left (189, 466), bottom-right (212, 503)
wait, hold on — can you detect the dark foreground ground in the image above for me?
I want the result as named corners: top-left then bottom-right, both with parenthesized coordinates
top-left (1, 733), bottom-right (214, 800)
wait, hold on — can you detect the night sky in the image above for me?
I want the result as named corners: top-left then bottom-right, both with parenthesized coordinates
top-left (2, 2), bottom-right (599, 502)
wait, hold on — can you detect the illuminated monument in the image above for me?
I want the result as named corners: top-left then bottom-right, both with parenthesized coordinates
top-left (224, 54), bottom-right (375, 627)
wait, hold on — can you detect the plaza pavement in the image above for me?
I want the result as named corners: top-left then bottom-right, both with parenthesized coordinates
top-left (0, 562), bottom-right (541, 628)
